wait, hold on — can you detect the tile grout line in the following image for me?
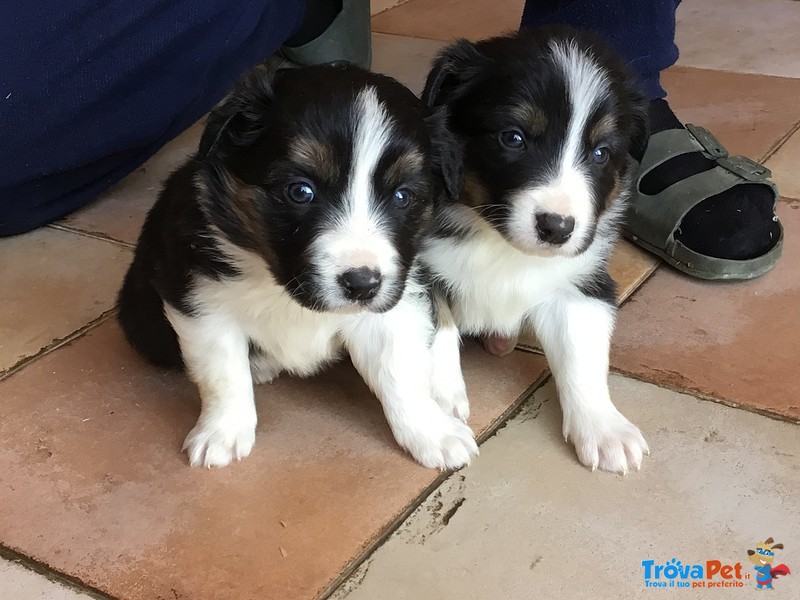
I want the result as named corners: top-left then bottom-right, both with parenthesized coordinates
top-left (0, 308), bottom-right (118, 382)
top-left (317, 369), bottom-right (553, 600)
top-left (371, 28), bottom-right (448, 43)
top-left (48, 223), bottom-right (135, 250)
top-left (759, 117), bottom-right (800, 163)
top-left (609, 366), bottom-right (800, 426)
top-left (370, 0), bottom-right (415, 17)
top-left (672, 64), bottom-right (800, 84)
top-left (0, 545), bottom-right (116, 600)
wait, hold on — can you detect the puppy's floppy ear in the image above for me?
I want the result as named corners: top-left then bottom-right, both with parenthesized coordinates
top-left (422, 38), bottom-right (488, 109)
top-left (627, 87), bottom-right (650, 163)
top-left (424, 106), bottom-right (463, 202)
top-left (198, 66), bottom-right (278, 161)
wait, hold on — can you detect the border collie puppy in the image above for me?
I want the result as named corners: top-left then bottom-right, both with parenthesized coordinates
top-left (118, 65), bottom-right (477, 469)
top-left (421, 27), bottom-right (650, 473)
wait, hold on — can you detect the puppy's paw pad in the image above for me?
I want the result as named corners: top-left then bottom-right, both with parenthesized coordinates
top-left (566, 412), bottom-right (648, 474)
top-left (403, 415), bottom-right (479, 470)
top-left (183, 416), bottom-right (256, 468)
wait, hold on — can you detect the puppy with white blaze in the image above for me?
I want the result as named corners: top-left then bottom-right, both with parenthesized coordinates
top-left (118, 65), bottom-right (477, 469)
top-left (421, 27), bottom-right (651, 474)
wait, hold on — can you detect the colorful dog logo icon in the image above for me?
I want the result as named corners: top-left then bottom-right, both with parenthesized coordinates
top-left (747, 537), bottom-right (791, 589)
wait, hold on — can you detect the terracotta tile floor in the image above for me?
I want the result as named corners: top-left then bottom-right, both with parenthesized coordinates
top-left (4, 0), bottom-right (800, 597)
top-left (612, 201), bottom-right (800, 421)
top-left (766, 128), bottom-right (800, 201)
top-left (0, 228), bottom-right (130, 375)
top-left (61, 121), bottom-right (205, 246)
top-left (372, 0), bottom-right (525, 41)
top-left (0, 321), bottom-right (545, 599)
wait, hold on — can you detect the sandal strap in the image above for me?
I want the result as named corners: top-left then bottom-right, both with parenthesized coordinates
top-left (629, 167), bottom-right (742, 250)
top-left (629, 125), bottom-right (777, 251)
top-left (637, 125), bottom-right (725, 175)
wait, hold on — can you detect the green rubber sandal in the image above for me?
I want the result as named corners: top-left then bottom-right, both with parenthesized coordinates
top-left (624, 124), bottom-right (783, 280)
top-left (274, 0), bottom-right (372, 70)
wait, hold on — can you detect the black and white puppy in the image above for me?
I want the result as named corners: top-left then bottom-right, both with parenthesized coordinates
top-left (421, 27), bottom-right (650, 473)
top-left (118, 65), bottom-right (477, 469)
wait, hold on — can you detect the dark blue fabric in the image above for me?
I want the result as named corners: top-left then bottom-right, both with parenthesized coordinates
top-left (521, 0), bottom-right (681, 101)
top-left (0, 1), bottom-right (305, 236)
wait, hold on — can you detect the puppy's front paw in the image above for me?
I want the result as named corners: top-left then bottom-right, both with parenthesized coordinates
top-left (397, 411), bottom-right (479, 470)
top-left (564, 409), bottom-right (648, 474)
top-left (183, 411), bottom-right (257, 468)
top-left (435, 388), bottom-right (471, 422)
top-left (432, 378), bottom-right (470, 422)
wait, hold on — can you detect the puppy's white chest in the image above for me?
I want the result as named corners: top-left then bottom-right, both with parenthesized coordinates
top-left (195, 274), bottom-right (346, 376)
top-left (423, 227), bottom-right (590, 335)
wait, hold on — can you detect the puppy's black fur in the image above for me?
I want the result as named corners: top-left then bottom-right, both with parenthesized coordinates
top-left (423, 26), bottom-right (648, 266)
top-left (119, 65), bottom-right (460, 369)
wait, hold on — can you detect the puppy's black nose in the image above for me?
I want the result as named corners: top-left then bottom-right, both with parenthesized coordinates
top-left (339, 267), bottom-right (382, 301)
top-left (535, 212), bottom-right (575, 245)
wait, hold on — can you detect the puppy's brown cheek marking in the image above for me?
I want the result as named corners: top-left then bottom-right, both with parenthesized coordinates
top-left (419, 203), bottom-right (434, 233)
top-left (404, 202), bottom-right (434, 250)
top-left (462, 172), bottom-right (490, 209)
top-left (209, 167), bottom-right (279, 265)
top-left (510, 102), bottom-right (548, 136)
top-left (602, 172), bottom-right (623, 213)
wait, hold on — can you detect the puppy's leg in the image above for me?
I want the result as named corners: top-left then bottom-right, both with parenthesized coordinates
top-left (342, 305), bottom-right (478, 470)
top-left (165, 305), bottom-right (257, 468)
top-left (530, 294), bottom-right (648, 474)
top-left (249, 351), bottom-right (281, 384)
top-left (430, 296), bottom-right (470, 421)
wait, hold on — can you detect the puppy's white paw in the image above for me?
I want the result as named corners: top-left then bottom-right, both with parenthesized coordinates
top-left (183, 411), bottom-right (257, 468)
top-left (564, 409), bottom-right (648, 474)
top-left (396, 410), bottom-right (479, 470)
top-left (433, 381), bottom-right (471, 422)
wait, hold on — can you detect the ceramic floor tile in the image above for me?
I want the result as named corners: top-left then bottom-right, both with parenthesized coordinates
top-left (372, 33), bottom-right (447, 96)
top-left (612, 201), bottom-right (800, 421)
top-left (332, 375), bottom-right (800, 599)
top-left (61, 121), bottom-right (204, 246)
top-left (608, 240), bottom-right (660, 303)
top-left (371, 0), bottom-right (410, 16)
top-left (0, 228), bottom-right (130, 375)
top-left (662, 67), bottom-right (800, 162)
top-left (676, 0), bottom-right (800, 79)
top-left (0, 557), bottom-right (94, 600)
top-left (766, 128), bottom-right (800, 201)
top-left (0, 320), bottom-right (546, 600)
top-left (372, 0), bottom-right (525, 41)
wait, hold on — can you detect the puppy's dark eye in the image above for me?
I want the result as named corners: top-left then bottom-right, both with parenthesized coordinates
top-left (499, 130), bottom-right (526, 150)
top-left (393, 188), bottom-right (415, 209)
top-left (592, 147), bottom-right (610, 164)
top-left (286, 181), bottom-right (315, 204)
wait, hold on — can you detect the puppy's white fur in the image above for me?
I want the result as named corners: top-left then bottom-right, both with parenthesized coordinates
top-left (308, 88), bottom-right (402, 312)
top-left (167, 244), bottom-right (476, 469)
top-left (168, 88), bottom-right (476, 469)
top-left (423, 41), bottom-right (648, 474)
